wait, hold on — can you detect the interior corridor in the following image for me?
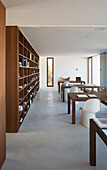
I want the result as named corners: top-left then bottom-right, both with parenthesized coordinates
top-left (2, 89), bottom-right (107, 170)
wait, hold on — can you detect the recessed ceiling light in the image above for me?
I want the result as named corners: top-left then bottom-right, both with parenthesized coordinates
top-left (95, 27), bottom-right (106, 31)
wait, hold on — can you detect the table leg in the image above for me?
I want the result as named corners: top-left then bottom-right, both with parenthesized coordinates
top-left (98, 87), bottom-right (100, 92)
top-left (63, 88), bottom-right (65, 102)
top-left (61, 85), bottom-right (63, 98)
top-left (58, 83), bottom-right (60, 93)
top-left (61, 87), bottom-right (62, 98)
top-left (72, 100), bottom-right (75, 124)
top-left (68, 94), bottom-right (70, 114)
top-left (90, 119), bottom-right (96, 166)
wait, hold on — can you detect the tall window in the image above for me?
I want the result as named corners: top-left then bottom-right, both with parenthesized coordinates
top-left (47, 57), bottom-right (54, 87)
top-left (93, 55), bottom-right (100, 86)
top-left (88, 55), bottom-right (100, 85)
top-left (88, 57), bottom-right (92, 84)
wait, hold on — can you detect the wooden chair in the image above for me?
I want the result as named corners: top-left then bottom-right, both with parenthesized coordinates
top-left (61, 77), bottom-right (70, 81)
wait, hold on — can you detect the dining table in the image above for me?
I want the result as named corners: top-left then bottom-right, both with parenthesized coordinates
top-left (62, 84), bottom-right (100, 102)
top-left (58, 80), bottom-right (85, 93)
top-left (90, 119), bottom-right (107, 166)
top-left (68, 92), bottom-right (107, 124)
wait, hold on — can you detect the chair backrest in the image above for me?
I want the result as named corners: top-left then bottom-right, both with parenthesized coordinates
top-left (84, 99), bottom-right (101, 113)
top-left (70, 86), bottom-right (79, 92)
top-left (63, 81), bottom-right (70, 86)
top-left (76, 77), bottom-right (81, 81)
top-left (61, 77), bottom-right (70, 81)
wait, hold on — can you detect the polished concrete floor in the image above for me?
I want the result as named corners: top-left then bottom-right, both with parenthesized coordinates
top-left (2, 88), bottom-right (107, 170)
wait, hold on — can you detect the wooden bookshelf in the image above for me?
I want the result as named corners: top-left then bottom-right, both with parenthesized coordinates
top-left (0, 1), bottom-right (6, 168)
top-left (6, 26), bottom-right (39, 132)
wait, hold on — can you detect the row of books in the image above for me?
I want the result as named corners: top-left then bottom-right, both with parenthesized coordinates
top-left (19, 58), bottom-right (39, 66)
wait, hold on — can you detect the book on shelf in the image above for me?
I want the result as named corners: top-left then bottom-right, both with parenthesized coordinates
top-left (24, 84), bottom-right (27, 87)
top-left (19, 62), bottom-right (22, 66)
top-left (93, 118), bottom-right (107, 128)
top-left (19, 118), bottom-right (23, 123)
top-left (24, 101), bottom-right (27, 105)
top-left (19, 85), bottom-right (23, 89)
top-left (24, 111), bottom-right (27, 115)
top-left (30, 86), bottom-right (32, 89)
top-left (30, 53), bottom-right (32, 60)
top-left (24, 81), bottom-right (27, 87)
top-left (24, 59), bottom-right (27, 66)
top-left (27, 62), bottom-right (29, 67)
top-left (19, 105), bottom-right (23, 112)
top-left (19, 59), bottom-right (23, 66)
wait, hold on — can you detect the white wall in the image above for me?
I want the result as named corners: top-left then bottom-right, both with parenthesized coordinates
top-left (40, 57), bottom-right (87, 88)
top-left (40, 57), bottom-right (47, 88)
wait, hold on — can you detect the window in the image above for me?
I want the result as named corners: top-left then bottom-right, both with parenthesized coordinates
top-left (88, 57), bottom-right (92, 84)
top-left (47, 57), bottom-right (54, 87)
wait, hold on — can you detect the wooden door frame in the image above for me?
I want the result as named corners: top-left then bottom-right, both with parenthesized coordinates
top-left (88, 57), bottom-right (93, 84)
top-left (47, 57), bottom-right (54, 87)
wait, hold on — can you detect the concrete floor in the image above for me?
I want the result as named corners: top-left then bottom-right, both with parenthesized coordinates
top-left (2, 88), bottom-right (107, 170)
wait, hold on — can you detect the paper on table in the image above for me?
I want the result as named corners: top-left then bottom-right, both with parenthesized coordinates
top-left (93, 118), bottom-right (107, 128)
top-left (88, 94), bottom-right (97, 97)
top-left (77, 94), bottom-right (88, 98)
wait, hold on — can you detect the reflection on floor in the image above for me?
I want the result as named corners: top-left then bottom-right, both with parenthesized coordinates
top-left (2, 88), bottom-right (107, 170)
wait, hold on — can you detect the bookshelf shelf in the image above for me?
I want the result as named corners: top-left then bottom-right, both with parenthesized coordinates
top-left (6, 26), bottom-right (40, 132)
top-left (19, 73), bottom-right (38, 80)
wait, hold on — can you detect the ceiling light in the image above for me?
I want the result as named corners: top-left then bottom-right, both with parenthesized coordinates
top-left (95, 27), bottom-right (106, 31)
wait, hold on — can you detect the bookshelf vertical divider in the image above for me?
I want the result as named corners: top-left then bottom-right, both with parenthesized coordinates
top-left (6, 26), bottom-right (40, 132)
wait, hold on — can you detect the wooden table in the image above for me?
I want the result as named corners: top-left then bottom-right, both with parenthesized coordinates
top-left (90, 119), bottom-right (107, 166)
top-left (68, 92), bottom-right (107, 124)
top-left (62, 84), bottom-right (100, 102)
top-left (58, 80), bottom-right (85, 93)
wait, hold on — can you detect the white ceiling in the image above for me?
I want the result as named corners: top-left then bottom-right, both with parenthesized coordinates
top-left (20, 27), bottom-right (107, 57)
top-left (2, 0), bottom-right (107, 57)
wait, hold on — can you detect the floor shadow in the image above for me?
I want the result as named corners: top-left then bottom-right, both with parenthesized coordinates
top-left (55, 113), bottom-right (68, 117)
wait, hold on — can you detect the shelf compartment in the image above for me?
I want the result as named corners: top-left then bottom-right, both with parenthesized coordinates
top-left (19, 44), bottom-right (23, 55)
top-left (19, 31), bottom-right (24, 44)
